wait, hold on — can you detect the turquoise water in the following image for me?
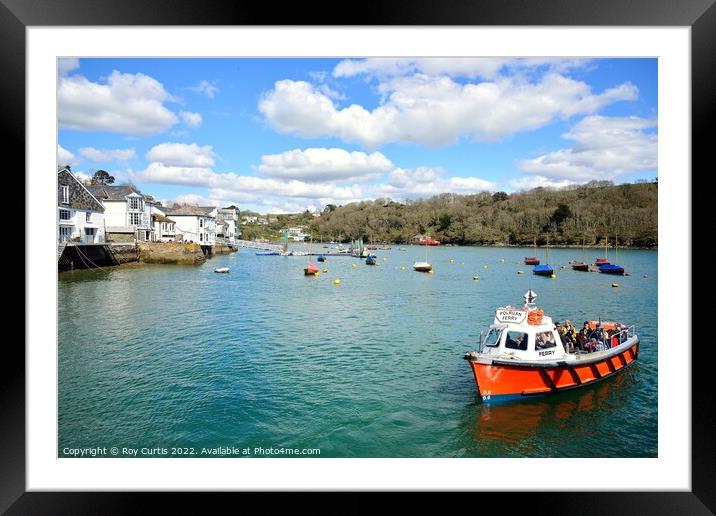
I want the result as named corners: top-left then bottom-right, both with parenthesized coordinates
top-left (58, 245), bottom-right (657, 457)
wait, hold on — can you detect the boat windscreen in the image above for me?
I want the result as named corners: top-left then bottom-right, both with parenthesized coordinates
top-left (483, 328), bottom-right (502, 348)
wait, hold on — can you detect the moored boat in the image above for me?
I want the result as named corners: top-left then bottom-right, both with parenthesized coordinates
top-left (304, 263), bottom-right (319, 276)
top-left (524, 257), bottom-right (540, 265)
top-left (463, 290), bottom-right (639, 401)
top-left (214, 267), bottom-right (230, 273)
top-left (317, 254), bottom-right (326, 262)
top-left (366, 254), bottom-right (377, 265)
top-left (598, 263), bottom-right (625, 275)
top-left (419, 237), bottom-right (440, 246)
top-left (533, 264), bottom-right (554, 276)
top-left (413, 261), bottom-right (432, 272)
top-left (571, 261), bottom-right (589, 271)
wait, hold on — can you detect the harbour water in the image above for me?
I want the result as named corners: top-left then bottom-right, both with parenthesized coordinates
top-left (58, 245), bottom-right (657, 457)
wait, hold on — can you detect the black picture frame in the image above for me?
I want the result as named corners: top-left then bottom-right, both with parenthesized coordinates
top-left (6, 0), bottom-right (709, 512)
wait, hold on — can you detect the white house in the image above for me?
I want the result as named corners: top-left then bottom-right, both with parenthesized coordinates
top-left (281, 226), bottom-right (310, 241)
top-left (151, 205), bottom-right (177, 242)
top-left (57, 167), bottom-right (106, 244)
top-left (217, 207), bottom-right (240, 246)
top-left (164, 205), bottom-right (217, 247)
top-left (87, 184), bottom-right (155, 242)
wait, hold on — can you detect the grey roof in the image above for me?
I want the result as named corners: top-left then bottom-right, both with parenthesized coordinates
top-left (152, 213), bottom-right (175, 223)
top-left (87, 184), bottom-right (147, 201)
top-left (164, 205), bottom-right (216, 216)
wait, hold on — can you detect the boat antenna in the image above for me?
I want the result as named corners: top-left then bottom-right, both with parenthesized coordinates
top-left (524, 289), bottom-right (537, 309)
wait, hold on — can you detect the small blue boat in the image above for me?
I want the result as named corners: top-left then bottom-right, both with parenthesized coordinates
top-left (533, 264), bottom-right (554, 276)
top-left (317, 254), bottom-right (326, 262)
top-left (366, 254), bottom-right (377, 265)
top-left (598, 263), bottom-right (625, 275)
top-left (256, 250), bottom-right (279, 256)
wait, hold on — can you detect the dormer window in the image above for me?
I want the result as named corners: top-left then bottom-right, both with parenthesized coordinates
top-left (128, 197), bottom-right (142, 211)
top-left (61, 185), bottom-right (69, 204)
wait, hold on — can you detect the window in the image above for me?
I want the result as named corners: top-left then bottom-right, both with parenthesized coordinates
top-left (129, 197), bottom-right (141, 211)
top-left (86, 212), bottom-right (92, 223)
top-left (483, 328), bottom-right (502, 348)
top-left (60, 185), bottom-right (69, 204)
top-left (59, 209), bottom-right (71, 220)
top-left (200, 218), bottom-right (204, 228)
top-left (129, 213), bottom-right (142, 225)
top-left (535, 331), bottom-right (557, 350)
top-left (505, 331), bottom-right (529, 351)
top-left (59, 226), bottom-right (72, 241)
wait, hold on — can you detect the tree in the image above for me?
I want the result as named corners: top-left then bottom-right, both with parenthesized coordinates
top-left (90, 170), bottom-right (115, 185)
top-left (550, 203), bottom-right (572, 226)
top-left (492, 191), bottom-right (509, 202)
top-left (323, 204), bottom-right (337, 213)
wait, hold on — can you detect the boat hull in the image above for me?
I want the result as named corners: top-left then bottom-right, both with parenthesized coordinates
top-left (524, 258), bottom-right (540, 265)
top-left (571, 262), bottom-right (589, 271)
top-left (467, 340), bottom-right (639, 401)
top-left (413, 265), bottom-right (432, 272)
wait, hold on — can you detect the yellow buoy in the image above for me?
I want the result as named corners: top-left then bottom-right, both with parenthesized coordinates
top-left (612, 283), bottom-right (619, 287)
top-left (315, 272), bottom-right (320, 277)
top-left (401, 266), bottom-right (406, 270)
top-left (334, 278), bottom-right (341, 285)
top-left (352, 263), bottom-right (356, 268)
top-left (550, 274), bottom-right (556, 279)
top-left (383, 257), bottom-right (387, 261)
top-left (323, 268), bottom-right (328, 273)
top-left (460, 262), bottom-right (464, 266)
top-left (483, 265), bottom-right (488, 269)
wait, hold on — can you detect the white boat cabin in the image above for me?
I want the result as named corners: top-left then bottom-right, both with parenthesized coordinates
top-left (478, 290), bottom-right (568, 361)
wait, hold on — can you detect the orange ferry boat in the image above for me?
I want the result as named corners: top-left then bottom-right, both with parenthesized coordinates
top-left (463, 290), bottom-right (639, 402)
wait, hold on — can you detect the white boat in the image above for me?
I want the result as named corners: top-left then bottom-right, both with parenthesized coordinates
top-left (413, 235), bottom-right (433, 272)
top-left (413, 261), bottom-right (432, 272)
top-left (214, 267), bottom-right (230, 273)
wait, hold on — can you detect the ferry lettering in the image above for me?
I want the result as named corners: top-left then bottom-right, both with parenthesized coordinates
top-left (538, 350), bottom-right (555, 356)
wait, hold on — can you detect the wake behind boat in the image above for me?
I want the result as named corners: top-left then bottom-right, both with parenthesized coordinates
top-left (463, 290), bottom-right (639, 401)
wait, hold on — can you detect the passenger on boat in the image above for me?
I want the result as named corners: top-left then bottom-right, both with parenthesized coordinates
top-left (576, 321), bottom-right (590, 351)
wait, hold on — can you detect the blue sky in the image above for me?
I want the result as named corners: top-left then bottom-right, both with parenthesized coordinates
top-left (58, 57), bottom-right (657, 213)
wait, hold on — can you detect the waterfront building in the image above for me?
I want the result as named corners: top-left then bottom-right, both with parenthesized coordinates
top-left (217, 207), bottom-right (240, 246)
top-left (151, 205), bottom-right (177, 242)
top-left (87, 184), bottom-right (155, 242)
top-left (164, 205), bottom-right (217, 251)
top-left (57, 167), bottom-right (106, 245)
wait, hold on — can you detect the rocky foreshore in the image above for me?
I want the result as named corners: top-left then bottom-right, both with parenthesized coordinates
top-left (137, 241), bottom-right (207, 265)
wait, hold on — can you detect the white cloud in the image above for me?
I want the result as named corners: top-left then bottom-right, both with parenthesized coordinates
top-left (188, 80), bottom-right (219, 99)
top-left (58, 70), bottom-right (178, 135)
top-left (58, 58), bottom-right (80, 76)
top-left (78, 147), bottom-right (136, 162)
top-left (517, 115), bottom-right (657, 182)
top-left (371, 167), bottom-right (495, 199)
top-left (333, 58), bottom-right (589, 80)
top-left (134, 163), bottom-right (364, 201)
top-left (57, 144), bottom-right (80, 166)
top-left (259, 75), bottom-right (637, 148)
top-left (180, 111), bottom-right (202, 128)
top-left (509, 176), bottom-right (577, 191)
top-left (73, 171), bottom-right (93, 183)
top-left (146, 143), bottom-right (216, 168)
top-left (258, 148), bottom-right (393, 182)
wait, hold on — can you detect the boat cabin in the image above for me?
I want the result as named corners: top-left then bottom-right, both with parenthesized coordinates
top-left (479, 306), bottom-right (567, 361)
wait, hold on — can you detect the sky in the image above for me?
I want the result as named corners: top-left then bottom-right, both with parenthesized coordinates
top-left (57, 57), bottom-right (657, 214)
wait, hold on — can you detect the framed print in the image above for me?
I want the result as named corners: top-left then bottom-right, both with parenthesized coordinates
top-left (6, 0), bottom-right (711, 512)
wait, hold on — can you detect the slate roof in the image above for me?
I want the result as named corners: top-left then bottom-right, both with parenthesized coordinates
top-left (87, 184), bottom-right (148, 201)
top-left (164, 205), bottom-right (216, 216)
